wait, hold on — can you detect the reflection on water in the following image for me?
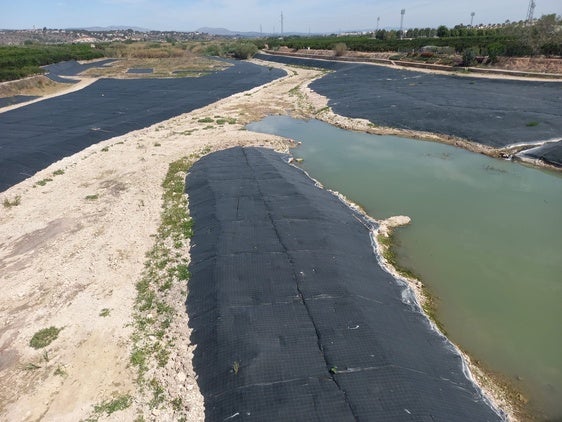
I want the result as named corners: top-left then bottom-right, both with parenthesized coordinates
top-left (247, 116), bottom-right (562, 419)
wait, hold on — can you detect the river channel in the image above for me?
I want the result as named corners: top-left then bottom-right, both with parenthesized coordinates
top-left (247, 115), bottom-right (562, 419)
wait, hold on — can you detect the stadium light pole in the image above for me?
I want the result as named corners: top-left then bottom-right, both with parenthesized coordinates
top-left (470, 12), bottom-right (475, 26)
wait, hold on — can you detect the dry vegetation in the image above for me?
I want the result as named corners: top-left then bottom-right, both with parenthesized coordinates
top-left (0, 75), bottom-right (64, 98)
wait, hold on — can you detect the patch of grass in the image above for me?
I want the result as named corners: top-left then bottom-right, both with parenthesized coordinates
top-left (42, 350), bottom-right (50, 362)
top-left (29, 326), bottom-right (62, 349)
top-left (3, 196), bottom-right (21, 208)
top-left (175, 264), bottom-right (190, 281)
top-left (156, 347), bottom-right (170, 368)
top-left (101, 146), bottom-right (109, 152)
top-left (85, 194), bottom-right (99, 201)
top-left (377, 233), bottom-right (417, 280)
top-left (52, 169), bottom-right (65, 176)
top-left (36, 178), bottom-right (53, 186)
top-left (99, 308), bottom-right (111, 317)
top-left (130, 152), bottom-right (207, 412)
top-left (130, 347), bottom-right (149, 373)
top-left (93, 394), bottom-right (132, 417)
top-left (315, 106), bottom-right (329, 115)
top-left (202, 125), bottom-right (214, 130)
top-left (171, 397), bottom-right (183, 411)
top-left (154, 142), bottom-right (162, 147)
top-left (24, 363), bottom-right (41, 371)
top-left (197, 117), bottom-right (214, 123)
top-left (149, 379), bottom-right (165, 408)
top-left (288, 84), bottom-right (302, 96)
top-left (54, 366), bottom-right (67, 377)
top-left (526, 121), bottom-right (539, 127)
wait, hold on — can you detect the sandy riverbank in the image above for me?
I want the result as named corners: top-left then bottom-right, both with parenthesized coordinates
top-left (0, 60), bottom-right (518, 420)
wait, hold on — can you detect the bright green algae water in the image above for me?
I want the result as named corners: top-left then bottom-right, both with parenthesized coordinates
top-left (247, 116), bottom-right (562, 419)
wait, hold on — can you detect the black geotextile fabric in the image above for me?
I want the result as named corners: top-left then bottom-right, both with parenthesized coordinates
top-left (521, 140), bottom-right (562, 167)
top-left (0, 95), bottom-right (39, 108)
top-left (256, 53), bottom-right (562, 164)
top-left (43, 59), bottom-right (118, 82)
top-left (0, 61), bottom-right (285, 192)
top-left (185, 147), bottom-right (504, 422)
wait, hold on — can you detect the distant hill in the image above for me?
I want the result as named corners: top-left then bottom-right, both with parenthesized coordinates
top-left (197, 27), bottom-right (315, 37)
top-left (78, 26), bottom-right (152, 32)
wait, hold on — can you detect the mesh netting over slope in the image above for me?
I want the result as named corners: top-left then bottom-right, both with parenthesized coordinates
top-left (186, 147), bottom-right (504, 421)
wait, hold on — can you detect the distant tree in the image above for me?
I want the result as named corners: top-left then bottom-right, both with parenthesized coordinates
top-left (461, 48), bottom-right (477, 66)
top-left (437, 25), bottom-right (449, 37)
top-left (229, 42), bottom-right (258, 59)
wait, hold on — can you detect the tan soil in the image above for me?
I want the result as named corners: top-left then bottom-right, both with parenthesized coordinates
top-left (0, 57), bottom-right (522, 421)
top-left (0, 75), bottom-right (64, 99)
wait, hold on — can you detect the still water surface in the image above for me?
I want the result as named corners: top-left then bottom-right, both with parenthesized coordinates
top-left (248, 116), bottom-right (562, 419)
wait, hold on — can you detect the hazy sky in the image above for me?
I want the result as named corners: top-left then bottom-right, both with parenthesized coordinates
top-left (2, 0), bottom-right (561, 33)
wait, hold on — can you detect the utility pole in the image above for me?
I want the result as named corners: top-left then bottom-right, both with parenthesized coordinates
top-left (400, 9), bottom-right (406, 39)
top-left (526, 0), bottom-right (535, 25)
top-left (470, 12), bottom-right (475, 26)
top-left (280, 11), bottom-right (284, 36)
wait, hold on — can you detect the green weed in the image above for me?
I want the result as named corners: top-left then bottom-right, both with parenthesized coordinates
top-left (197, 117), bottom-right (214, 123)
top-left (30, 326), bottom-right (62, 349)
top-left (99, 308), bottom-right (111, 317)
top-left (92, 394), bottom-right (132, 417)
top-left (3, 196), bottom-right (21, 208)
top-left (36, 178), bottom-right (53, 186)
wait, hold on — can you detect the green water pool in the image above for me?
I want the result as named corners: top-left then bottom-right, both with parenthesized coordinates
top-left (247, 116), bottom-right (562, 419)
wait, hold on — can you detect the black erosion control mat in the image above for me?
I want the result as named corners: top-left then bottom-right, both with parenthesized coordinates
top-left (0, 61), bottom-right (285, 192)
top-left (256, 53), bottom-right (562, 166)
top-left (185, 147), bottom-right (503, 421)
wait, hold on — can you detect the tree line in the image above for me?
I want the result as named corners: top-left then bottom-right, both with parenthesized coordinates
top-left (0, 44), bottom-right (104, 82)
top-left (259, 14), bottom-right (562, 59)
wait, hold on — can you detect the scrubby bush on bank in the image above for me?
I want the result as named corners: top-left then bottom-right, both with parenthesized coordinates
top-left (204, 41), bottom-right (257, 59)
top-left (0, 44), bottom-right (104, 82)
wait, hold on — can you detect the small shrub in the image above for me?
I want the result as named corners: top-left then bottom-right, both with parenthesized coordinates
top-left (175, 264), bottom-right (190, 281)
top-left (333, 42), bottom-right (347, 57)
top-left (30, 326), bottom-right (62, 349)
top-left (53, 169), bottom-right (65, 176)
top-left (229, 42), bottom-right (258, 59)
top-left (3, 196), bottom-right (21, 208)
top-left (24, 363), bottom-right (41, 370)
top-left (99, 308), bottom-right (111, 317)
top-left (526, 121), bottom-right (539, 127)
top-left (36, 178), bottom-right (53, 186)
top-left (54, 366), bottom-right (67, 377)
top-left (461, 48), bottom-right (476, 66)
top-left (85, 194), bottom-right (99, 201)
